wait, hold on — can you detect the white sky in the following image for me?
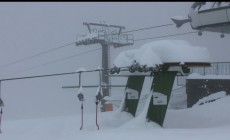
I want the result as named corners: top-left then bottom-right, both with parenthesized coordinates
top-left (0, 2), bottom-right (229, 78)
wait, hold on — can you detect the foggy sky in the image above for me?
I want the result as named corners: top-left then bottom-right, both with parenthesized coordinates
top-left (0, 2), bottom-right (229, 120)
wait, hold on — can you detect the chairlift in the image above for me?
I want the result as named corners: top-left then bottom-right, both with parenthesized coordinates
top-left (77, 72), bottom-right (84, 102)
top-left (110, 66), bottom-right (120, 74)
top-left (76, 72), bottom-right (85, 130)
top-left (137, 65), bottom-right (144, 72)
top-left (77, 91), bottom-right (84, 102)
top-left (171, 2), bottom-right (230, 37)
top-left (95, 69), bottom-right (103, 103)
top-left (95, 69), bottom-right (103, 130)
top-left (129, 61), bottom-right (139, 73)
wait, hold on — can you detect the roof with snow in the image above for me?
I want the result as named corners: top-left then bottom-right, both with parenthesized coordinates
top-left (113, 40), bottom-right (211, 67)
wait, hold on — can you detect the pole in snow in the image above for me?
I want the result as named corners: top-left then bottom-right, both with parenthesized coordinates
top-left (79, 102), bottom-right (83, 130)
top-left (77, 72), bottom-right (84, 130)
top-left (95, 90), bottom-right (102, 130)
top-left (78, 88), bottom-right (84, 130)
top-left (95, 69), bottom-right (103, 130)
top-left (95, 100), bottom-right (99, 130)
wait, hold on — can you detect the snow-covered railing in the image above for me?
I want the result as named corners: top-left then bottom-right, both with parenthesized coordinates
top-left (177, 62), bottom-right (230, 86)
top-left (190, 62), bottom-right (230, 75)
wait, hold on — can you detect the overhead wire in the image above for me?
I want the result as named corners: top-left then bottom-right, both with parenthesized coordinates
top-left (0, 42), bottom-right (76, 70)
top-left (123, 23), bottom-right (174, 33)
top-left (106, 23), bottom-right (174, 35)
top-left (1, 47), bottom-right (101, 77)
top-left (1, 31), bottom-right (198, 78)
top-left (0, 23), bottom-right (197, 78)
top-left (0, 23), bottom-right (174, 71)
top-left (0, 68), bottom-right (104, 82)
top-left (134, 31), bottom-right (198, 42)
top-left (0, 48), bottom-right (101, 78)
top-left (0, 30), bottom-right (200, 79)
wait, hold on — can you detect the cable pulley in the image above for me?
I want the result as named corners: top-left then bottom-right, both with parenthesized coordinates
top-left (77, 92), bottom-right (84, 102)
top-left (109, 66), bottom-right (120, 74)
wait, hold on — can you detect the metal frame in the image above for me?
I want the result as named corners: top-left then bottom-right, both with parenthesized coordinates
top-left (76, 22), bottom-right (134, 98)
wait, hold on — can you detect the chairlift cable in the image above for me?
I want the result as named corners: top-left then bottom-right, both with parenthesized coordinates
top-left (134, 31), bottom-right (198, 41)
top-left (0, 68), bottom-right (103, 82)
top-left (0, 62), bottom-right (186, 82)
top-left (122, 23), bottom-right (174, 34)
top-left (0, 42), bottom-right (75, 70)
top-left (99, 23), bottom-right (174, 37)
top-left (0, 26), bottom-right (197, 79)
top-left (0, 48), bottom-right (101, 78)
top-left (0, 23), bottom-right (174, 71)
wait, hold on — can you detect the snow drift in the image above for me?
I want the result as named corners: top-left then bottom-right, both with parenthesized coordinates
top-left (2, 93), bottom-right (230, 140)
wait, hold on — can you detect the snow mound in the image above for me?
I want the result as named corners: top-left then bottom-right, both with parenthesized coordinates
top-left (2, 92), bottom-right (230, 139)
top-left (193, 91), bottom-right (227, 106)
top-left (114, 40), bottom-right (211, 67)
top-left (165, 92), bottom-right (230, 128)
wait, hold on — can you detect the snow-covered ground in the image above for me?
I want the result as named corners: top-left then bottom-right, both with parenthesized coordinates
top-left (1, 39), bottom-right (228, 140)
top-left (1, 88), bottom-right (230, 140)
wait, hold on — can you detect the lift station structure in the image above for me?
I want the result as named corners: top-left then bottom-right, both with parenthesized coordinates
top-left (171, 2), bottom-right (230, 37)
top-left (75, 22), bottom-right (134, 97)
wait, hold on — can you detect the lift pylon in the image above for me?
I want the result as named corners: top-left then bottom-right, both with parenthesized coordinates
top-left (75, 22), bottom-right (134, 99)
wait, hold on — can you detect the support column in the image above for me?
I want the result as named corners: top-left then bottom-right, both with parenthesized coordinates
top-left (147, 71), bottom-right (177, 127)
top-left (124, 76), bottom-right (145, 116)
top-left (101, 43), bottom-right (110, 97)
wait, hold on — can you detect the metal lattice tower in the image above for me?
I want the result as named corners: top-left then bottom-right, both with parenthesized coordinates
top-left (76, 22), bottom-right (134, 97)
top-left (101, 43), bottom-right (110, 96)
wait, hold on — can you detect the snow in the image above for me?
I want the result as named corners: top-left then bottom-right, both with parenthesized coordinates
top-left (113, 40), bottom-right (211, 67)
top-left (75, 67), bottom-right (87, 72)
top-left (198, 2), bottom-right (230, 11)
top-left (2, 91), bottom-right (230, 140)
top-left (77, 86), bottom-right (83, 94)
top-left (96, 66), bottom-right (102, 70)
top-left (193, 91), bottom-right (227, 106)
top-left (165, 93), bottom-right (230, 129)
top-left (102, 96), bottom-right (121, 107)
top-left (171, 16), bottom-right (188, 20)
top-left (0, 40), bottom-right (227, 139)
top-left (76, 33), bottom-right (98, 43)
